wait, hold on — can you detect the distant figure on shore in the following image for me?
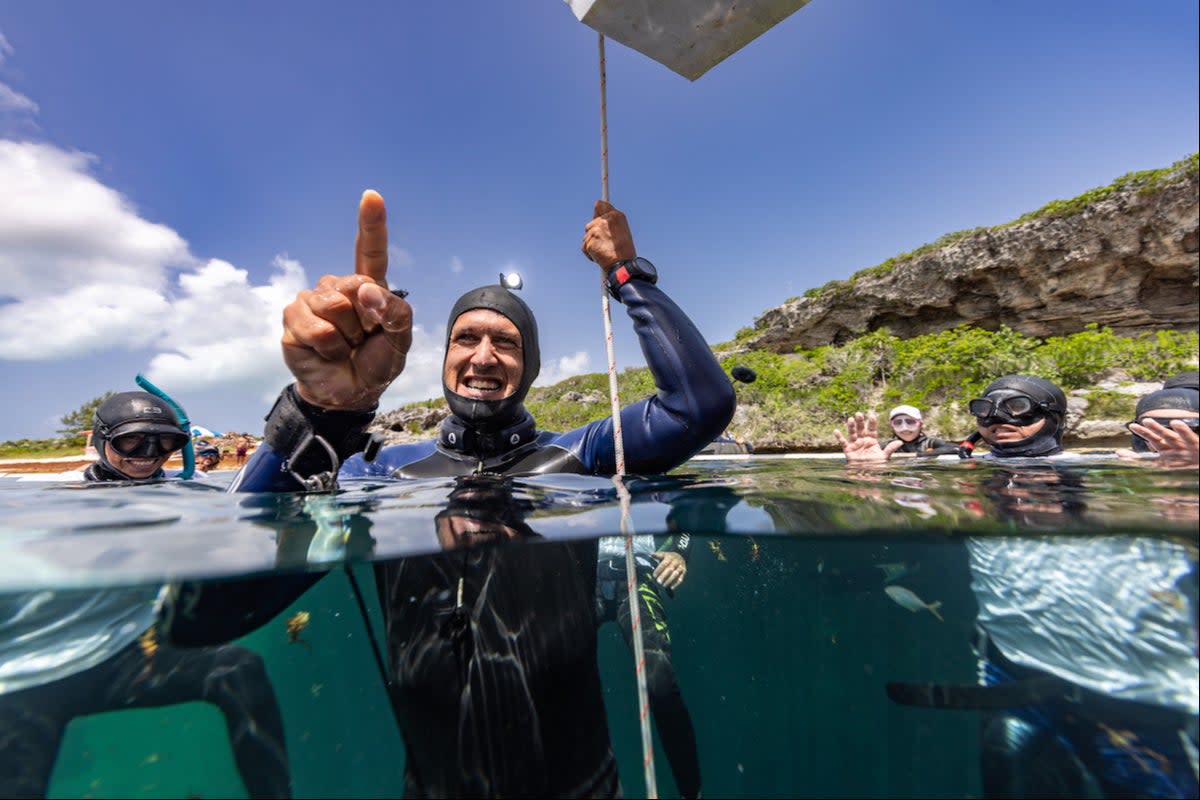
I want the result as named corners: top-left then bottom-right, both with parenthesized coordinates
top-left (235, 435), bottom-right (251, 467)
top-left (196, 442), bottom-right (222, 472)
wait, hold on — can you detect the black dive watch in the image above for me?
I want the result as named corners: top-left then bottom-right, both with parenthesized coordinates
top-left (606, 257), bottom-right (658, 301)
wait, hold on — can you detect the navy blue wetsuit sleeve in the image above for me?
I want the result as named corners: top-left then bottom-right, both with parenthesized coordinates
top-left (226, 442), bottom-right (308, 492)
top-left (555, 281), bottom-right (735, 475)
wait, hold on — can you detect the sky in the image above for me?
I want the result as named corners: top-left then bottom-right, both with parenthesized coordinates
top-left (0, 0), bottom-right (1196, 442)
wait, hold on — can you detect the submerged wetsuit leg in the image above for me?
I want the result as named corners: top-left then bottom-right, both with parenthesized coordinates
top-left (980, 711), bottom-right (1103, 799)
top-left (0, 637), bottom-right (290, 799)
top-left (615, 572), bottom-right (701, 800)
top-left (0, 686), bottom-right (71, 798)
top-left (99, 638), bottom-right (292, 799)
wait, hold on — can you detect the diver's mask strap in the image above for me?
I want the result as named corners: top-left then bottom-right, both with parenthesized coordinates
top-left (263, 384), bottom-right (380, 489)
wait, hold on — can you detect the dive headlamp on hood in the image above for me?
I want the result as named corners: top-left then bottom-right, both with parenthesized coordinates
top-left (973, 375), bottom-right (1068, 458)
top-left (442, 284), bottom-right (541, 435)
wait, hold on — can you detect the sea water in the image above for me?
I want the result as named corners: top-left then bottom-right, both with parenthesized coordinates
top-left (0, 454), bottom-right (1196, 798)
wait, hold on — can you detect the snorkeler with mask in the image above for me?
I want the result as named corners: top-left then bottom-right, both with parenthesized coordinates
top-left (965, 375), bottom-right (1069, 458)
top-left (85, 391), bottom-right (193, 481)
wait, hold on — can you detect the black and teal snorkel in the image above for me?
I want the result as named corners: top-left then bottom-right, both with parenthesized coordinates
top-left (136, 373), bottom-right (196, 479)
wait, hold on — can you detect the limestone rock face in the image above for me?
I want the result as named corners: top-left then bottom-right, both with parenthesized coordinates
top-left (743, 173), bottom-right (1199, 352)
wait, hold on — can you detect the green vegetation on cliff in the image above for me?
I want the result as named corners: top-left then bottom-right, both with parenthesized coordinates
top-left (523, 324), bottom-right (1197, 451)
top-left (791, 152), bottom-right (1199, 304)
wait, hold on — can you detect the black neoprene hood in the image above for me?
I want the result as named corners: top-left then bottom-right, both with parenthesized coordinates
top-left (1136, 387), bottom-right (1200, 417)
top-left (442, 285), bottom-right (541, 430)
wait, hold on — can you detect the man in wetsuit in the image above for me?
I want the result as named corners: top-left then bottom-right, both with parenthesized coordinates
top-left (162, 190), bottom-right (735, 798)
top-left (0, 391), bottom-right (292, 800)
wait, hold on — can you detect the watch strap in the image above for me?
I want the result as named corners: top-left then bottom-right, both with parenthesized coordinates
top-left (606, 258), bottom-right (656, 302)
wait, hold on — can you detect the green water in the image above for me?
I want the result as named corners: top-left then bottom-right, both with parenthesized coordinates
top-left (11, 456), bottom-right (1194, 798)
top-left (47, 536), bottom-right (984, 799)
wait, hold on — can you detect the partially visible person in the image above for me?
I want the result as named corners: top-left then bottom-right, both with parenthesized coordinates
top-left (0, 390), bottom-right (292, 799)
top-left (595, 529), bottom-right (700, 799)
top-left (235, 435), bottom-right (251, 467)
top-left (884, 405), bottom-right (959, 456)
top-left (196, 441), bottom-right (223, 472)
top-left (1123, 385), bottom-right (1200, 468)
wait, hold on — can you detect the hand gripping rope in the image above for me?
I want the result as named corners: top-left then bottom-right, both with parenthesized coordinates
top-left (598, 33), bottom-right (658, 799)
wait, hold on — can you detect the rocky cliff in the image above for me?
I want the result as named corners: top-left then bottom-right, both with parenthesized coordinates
top-left (739, 168), bottom-right (1199, 353)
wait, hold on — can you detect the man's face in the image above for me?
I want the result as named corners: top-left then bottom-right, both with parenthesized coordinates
top-left (104, 441), bottom-right (170, 480)
top-left (978, 416), bottom-right (1046, 445)
top-left (443, 309), bottom-right (524, 400)
top-left (889, 415), bottom-right (922, 443)
top-left (435, 514), bottom-right (520, 550)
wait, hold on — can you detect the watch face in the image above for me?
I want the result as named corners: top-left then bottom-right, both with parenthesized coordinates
top-left (632, 257), bottom-right (657, 280)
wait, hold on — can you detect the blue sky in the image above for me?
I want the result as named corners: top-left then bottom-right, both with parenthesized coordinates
top-left (0, 0), bottom-right (1196, 442)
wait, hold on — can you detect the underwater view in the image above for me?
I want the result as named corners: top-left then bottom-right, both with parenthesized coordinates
top-left (2, 453), bottom-right (1196, 799)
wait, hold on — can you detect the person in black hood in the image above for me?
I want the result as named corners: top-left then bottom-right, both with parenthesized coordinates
top-left (229, 190), bottom-right (734, 488)
top-left (966, 375), bottom-right (1068, 459)
top-left (1124, 384), bottom-right (1199, 467)
top-left (86, 391), bottom-right (191, 482)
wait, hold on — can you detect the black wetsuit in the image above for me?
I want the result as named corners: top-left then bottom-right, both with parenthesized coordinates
top-left (596, 535), bottom-right (700, 799)
top-left (888, 433), bottom-right (959, 456)
top-left (0, 632), bottom-right (290, 799)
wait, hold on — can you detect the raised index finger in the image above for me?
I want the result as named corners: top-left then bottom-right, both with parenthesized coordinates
top-left (355, 189), bottom-right (389, 285)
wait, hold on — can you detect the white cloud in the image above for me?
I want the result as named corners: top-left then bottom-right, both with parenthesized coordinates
top-left (536, 350), bottom-right (590, 386)
top-left (0, 83), bottom-right (37, 114)
top-left (388, 245), bottom-right (414, 268)
top-left (449, 255), bottom-right (464, 274)
top-left (143, 256), bottom-right (308, 402)
top-left (0, 137), bottom-right (502, 414)
top-left (0, 141), bottom-right (189, 302)
top-left (0, 141), bottom-right (191, 359)
top-left (0, 32), bottom-right (13, 63)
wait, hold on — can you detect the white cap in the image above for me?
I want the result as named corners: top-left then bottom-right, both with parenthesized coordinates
top-left (889, 404), bottom-right (922, 421)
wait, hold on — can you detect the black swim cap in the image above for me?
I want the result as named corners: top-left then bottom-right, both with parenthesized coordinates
top-left (442, 285), bottom-right (541, 431)
top-left (1162, 370), bottom-right (1200, 392)
top-left (94, 391), bottom-right (188, 440)
top-left (1135, 387), bottom-right (1200, 417)
top-left (979, 375), bottom-right (1067, 457)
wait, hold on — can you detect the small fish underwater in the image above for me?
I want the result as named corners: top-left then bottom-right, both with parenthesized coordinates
top-left (884, 585), bottom-right (944, 622)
